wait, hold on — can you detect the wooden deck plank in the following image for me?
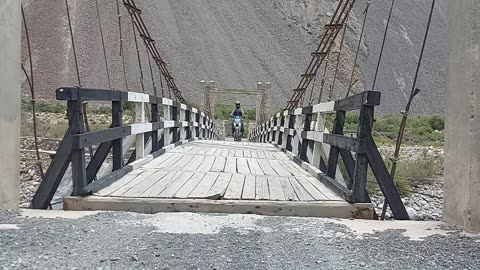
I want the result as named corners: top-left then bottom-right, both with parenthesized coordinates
top-left (141, 153), bottom-right (175, 168)
top-left (268, 160), bottom-right (293, 176)
top-left (257, 159), bottom-right (277, 176)
top-left (289, 177), bottom-right (315, 201)
top-left (206, 173), bottom-right (232, 199)
top-left (234, 149), bottom-right (244, 157)
top-left (224, 174), bottom-right (245, 200)
top-left (205, 147), bottom-right (217, 156)
top-left (188, 172), bottom-right (220, 198)
top-left (124, 171), bottom-right (175, 197)
top-left (250, 151), bottom-right (258, 159)
top-left (268, 176), bottom-right (285, 201)
top-left (65, 196), bottom-right (374, 219)
top-left (236, 158), bottom-right (250, 174)
top-left (296, 177), bottom-right (329, 200)
top-left (243, 150), bottom-right (251, 158)
top-left (224, 157), bottom-right (237, 174)
top-left (255, 175), bottom-right (270, 200)
top-left (173, 172), bottom-right (206, 198)
top-left (185, 155), bottom-right (205, 172)
top-left (303, 176), bottom-right (343, 201)
top-left (95, 169), bottom-right (147, 195)
top-left (279, 177), bottom-right (299, 201)
top-left (280, 160), bottom-right (311, 177)
top-left (242, 175), bottom-right (256, 200)
top-left (228, 149), bottom-right (236, 157)
top-left (112, 170), bottom-right (169, 196)
top-left (247, 159), bottom-right (264, 175)
top-left (211, 157), bottom-right (226, 172)
top-left (140, 171), bottom-right (183, 197)
top-left (158, 171), bottom-right (195, 198)
top-left (196, 156), bottom-right (215, 173)
top-left (154, 153), bottom-right (184, 169)
top-left (220, 148), bottom-right (229, 157)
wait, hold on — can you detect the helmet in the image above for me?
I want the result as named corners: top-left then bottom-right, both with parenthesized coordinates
top-left (235, 100), bottom-right (240, 105)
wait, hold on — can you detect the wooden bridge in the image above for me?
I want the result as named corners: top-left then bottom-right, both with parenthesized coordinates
top-left (30, 87), bottom-right (408, 220)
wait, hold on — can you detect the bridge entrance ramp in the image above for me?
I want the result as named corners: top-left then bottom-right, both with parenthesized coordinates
top-left (64, 141), bottom-right (373, 218)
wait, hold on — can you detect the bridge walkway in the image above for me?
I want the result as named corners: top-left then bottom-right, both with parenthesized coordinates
top-left (64, 140), bottom-right (372, 218)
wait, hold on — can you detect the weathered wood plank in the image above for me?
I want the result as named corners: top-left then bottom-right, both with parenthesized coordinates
top-left (196, 156), bottom-right (215, 172)
top-left (185, 155), bottom-right (205, 172)
top-left (170, 154), bottom-right (195, 171)
top-left (243, 150), bottom-right (251, 158)
top-left (158, 171), bottom-right (195, 198)
top-left (279, 177), bottom-right (298, 201)
top-left (247, 159), bottom-right (264, 175)
top-left (257, 159), bottom-right (277, 176)
top-left (141, 171), bottom-right (183, 197)
top-left (211, 157), bottom-right (226, 172)
top-left (255, 175), bottom-right (270, 200)
top-left (220, 148), bottom-right (229, 157)
top-left (236, 158), bottom-right (250, 174)
top-left (141, 153), bottom-right (175, 168)
top-left (189, 172), bottom-right (220, 198)
top-left (296, 177), bottom-right (329, 200)
top-left (242, 175), bottom-right (256, 200)
top-left (289, 178), bottom-right (314, 201)
top-left (173, 172), bottom-right (206, 198)
top-left (224, 157), bottom-right (237, 174)
top-left (280, 160), bottom-right (310, 177)
top-left (205, 173), bottom-right (232, 199)
top-left (268, 160), bottom-right (293, 176)
top-left (65, 196), bottom-right (374, 219)
top-left (234, 149), bottom-right (244, 157)
top-left (268, 176), bottom-right (285, 201)
top-left (96, 169), bottom-right (148, 195)
top-left (303, 176), bottom-right (342, 201)
top-left (120, 170), bottom-right (172, 197)
top-left (223, 174), bottom-right (245, 200)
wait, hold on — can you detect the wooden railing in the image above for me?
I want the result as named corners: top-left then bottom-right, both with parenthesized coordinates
top-left (250, 91), bottom-right (409, 220)
top-left (31, 87), bottom-right (219, 209)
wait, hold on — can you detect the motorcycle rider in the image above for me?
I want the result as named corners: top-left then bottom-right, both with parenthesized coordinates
top-left (231, 100), bottom-right (245, 134)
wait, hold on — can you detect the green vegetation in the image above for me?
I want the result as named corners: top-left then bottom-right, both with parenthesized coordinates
top-left (324, 112), bottom-right (445, 146)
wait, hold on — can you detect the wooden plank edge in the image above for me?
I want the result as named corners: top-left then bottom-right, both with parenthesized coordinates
top-left (63, 196), bottom-right (374, 219)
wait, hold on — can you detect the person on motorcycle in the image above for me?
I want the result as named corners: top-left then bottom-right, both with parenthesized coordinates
top-left (231, 101), bottom-right (245, 134)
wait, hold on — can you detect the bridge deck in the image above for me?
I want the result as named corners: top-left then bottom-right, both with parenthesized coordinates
top-left (64, 141), bottom-right (373, 218)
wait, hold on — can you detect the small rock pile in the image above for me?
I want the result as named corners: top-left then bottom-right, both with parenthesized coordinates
top-left (371, 181), bottom-right (444, 221)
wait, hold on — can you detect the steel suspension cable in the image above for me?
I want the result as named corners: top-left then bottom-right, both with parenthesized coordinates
top-left (381, 0), bottom-right (436, 220)
top-left (317, 53), bottom-right (331, 103)
top-left (65, 0), bottom-right (94, 160)
top-left (95, 0), bottom-right (111, 89)
top-left (372, 0), bottom-right (395, 90)
top-left (330, 20), bottom-right (348, 100)
top-left (65, 0), bottom-right (81, 87)
top-left (130, 14), bottom-right (145, 93)
top-left (21, 5), bottom-right (44, 179)
top-left (158, 69), bottom-right (165, 97)
top-left (116, 0), bottom-right (129, 91)
top-left (346, 1), bottom-right (370, 98)
top-left (147, 50), bottom-right (158, 97)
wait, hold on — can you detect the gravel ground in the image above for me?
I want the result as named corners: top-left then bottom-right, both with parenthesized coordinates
top-left (1, 210), bottom-right (479, 269)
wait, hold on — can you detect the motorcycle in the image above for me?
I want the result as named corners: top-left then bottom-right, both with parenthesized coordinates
top-left (233, 115), bottom-right (243, 142)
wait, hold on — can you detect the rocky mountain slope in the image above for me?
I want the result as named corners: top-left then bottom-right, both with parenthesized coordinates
top-left (21, 0), bottom-right (446, 113)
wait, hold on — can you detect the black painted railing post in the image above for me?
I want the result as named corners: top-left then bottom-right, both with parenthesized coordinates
top-left (300, 111), bottom-right (313, 161)
top-left (112, 99), bottom-right (123, 171)
top-left (151, 101), bottom-right (159, 152)
top-left (69, 98), bottom-right (87, 196)
top-left (172, 103), bottom-right (179, 144)
top-left (326, 110), bottom-right (346, 180)
top-left (185, 108), bottom-right (191, 140)
top-left (286, 113), bottom-right (294, 152)
top-left (353, 104), bottom-right (375, 203)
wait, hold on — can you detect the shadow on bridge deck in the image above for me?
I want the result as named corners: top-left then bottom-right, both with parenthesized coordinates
top-left (64, 141), bottom-right (373, 219)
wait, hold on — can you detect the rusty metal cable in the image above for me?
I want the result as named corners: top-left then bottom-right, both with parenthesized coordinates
top-left (286, 0), bottom-right (356, 109)
top-left (65, 0), bottom-right (81, 87)
top-left (21, 5), bottom-right (44, 179)
top-left (381, 0), bottom-right (436, 220)
top-left (147, 50), bottom-right (158, 97)
top-left (130, 14), bottom-right (145, 93)
top-left (158, 69), bottom-right (165, 97)
top-left (116, 0), bottom-right (129, 91)
top-left (123, 0), bottom-right (185, 102)
top-left (65, 0), bottom-right (93, 160)
top-left (317, 53), bottom-right (331, 103)
top-left (372, 0), bottom-right (395, 90)
top-left (330, 20), bottom-right (348, 100)
top-left (95, 0), bottom-right (112, 89)
top-left (346, 1), bottom-right (370, 98)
